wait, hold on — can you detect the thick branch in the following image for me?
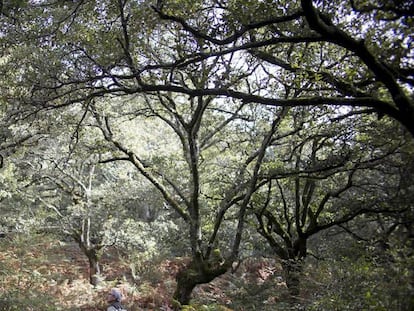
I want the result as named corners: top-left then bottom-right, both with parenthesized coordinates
top-left (231, 108), bottom-right (289, 260)
top-left (301, 0), bottom-right (414, 136)
top-left (152, 6), bottom-right (303, 46)
top-left (92, 109), bottom-right (191, 222)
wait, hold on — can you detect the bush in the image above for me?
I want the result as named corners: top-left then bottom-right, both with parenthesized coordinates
top-left (0, 290), bottom-right (58, 311)
top-left (306, 249), bottom-right (414, 311)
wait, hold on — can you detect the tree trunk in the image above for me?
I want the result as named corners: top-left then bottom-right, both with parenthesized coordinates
top-left (282, 259), bottom-right (303, 297)
top-left (174, 274), bottom-right (198, 307)
top-left (76, 238), bottom-right (102, 286)
top-left (88, 252), bottom-right (101, 286)
top-left (173, 258), bottom-right (230, 307)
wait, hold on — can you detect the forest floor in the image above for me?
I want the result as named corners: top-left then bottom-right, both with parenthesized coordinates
top-left (0, 233), bottom-right (316, 311)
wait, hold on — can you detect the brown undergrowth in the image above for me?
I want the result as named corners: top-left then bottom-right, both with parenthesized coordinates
top-left (0, 234), bottom-right (291, 310)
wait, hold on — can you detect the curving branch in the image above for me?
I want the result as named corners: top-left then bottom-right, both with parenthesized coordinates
top-left (91, 105), bottom-right (191, 222)
top-left (300, 0), bottom-right (414, 136)
top-left (152, 5), bottom-right (304, 46)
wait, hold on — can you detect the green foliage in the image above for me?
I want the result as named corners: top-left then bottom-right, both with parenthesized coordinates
top-left (224, 279), bottom-right (279, 311)
top-left (181, 304), bottom-right (233, 311)
top-left (0, 161), bottom-right (17, 201)
top-left (0, 0), bottom-right (413, 308)
top-left (0, 234), bottom-right (58, 311)
top-left (0, 289), bottom-right (57, 311)
top-left (305, 237), bottom-right (414, 311)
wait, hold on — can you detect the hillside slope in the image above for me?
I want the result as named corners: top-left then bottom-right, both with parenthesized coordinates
top-left (0, 233), bottom-right (291, 311)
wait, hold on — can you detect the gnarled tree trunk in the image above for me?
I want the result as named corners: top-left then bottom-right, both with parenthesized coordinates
top-left (77, 242), bottom-right (103, 286)
top-left (282, 259), bottom-right (303, 297)
top-left (87, 249), bottom-right (102, 286)
top-left (73, 230), bottom-right (103, 286)
top-left (173, 257), bottom-right (230, 306)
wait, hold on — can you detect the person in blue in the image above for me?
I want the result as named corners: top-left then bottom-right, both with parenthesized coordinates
top-left (106, 288), bottom-right (126, 311)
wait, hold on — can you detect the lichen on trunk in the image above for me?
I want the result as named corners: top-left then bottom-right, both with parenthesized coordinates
top-left (173, 257), bottom-right (231, 306)
top-left (282, 259), bottom-right (303, 297)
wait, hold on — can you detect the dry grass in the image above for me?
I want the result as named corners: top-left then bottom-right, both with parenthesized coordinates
top-left (0, 234), bottom-right (290, 311)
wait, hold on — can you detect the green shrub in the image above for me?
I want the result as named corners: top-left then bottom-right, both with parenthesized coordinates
top-left (306, 253), bottom-right (414, 311)
top-left (0, 289), bottom-right (58, 311)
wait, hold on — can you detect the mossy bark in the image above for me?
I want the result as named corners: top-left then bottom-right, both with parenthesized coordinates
top-left (76, 239), bottom-right (102, 286)
top-left (282, 259), bottom-right (303, 297)
top-left (173, 258), bottom-right (230, 306)
top-left (87, 251), bottom-right (101, 286)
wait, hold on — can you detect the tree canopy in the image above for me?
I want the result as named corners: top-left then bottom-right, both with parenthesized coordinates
top-left (1, 0), bottom-right (413, 133)
top-left (0, 0), bottom-right (413, 309)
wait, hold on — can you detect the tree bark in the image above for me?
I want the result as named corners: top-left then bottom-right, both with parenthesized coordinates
top-left (87, 251), bottom-right (101, 286)
top-left (75, 236), bottom-right (103, 286)
top-left (173, 258), bottom-right (230, 306)
top-left (282, 259), bottom-right (303, 297)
